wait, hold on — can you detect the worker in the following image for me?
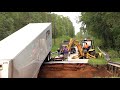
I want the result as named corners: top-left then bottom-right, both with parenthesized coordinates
top-left (63, 46), bottom-right (69, 60)
top-left (57, 48), bottom-right (60, 57)
top-left (61, 46), bottom-right (65, 55)
top-left (84, 43), bottom-right (89, 51)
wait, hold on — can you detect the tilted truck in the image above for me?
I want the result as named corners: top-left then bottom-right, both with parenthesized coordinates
top-left (0, 23), bottom-right (52, 78)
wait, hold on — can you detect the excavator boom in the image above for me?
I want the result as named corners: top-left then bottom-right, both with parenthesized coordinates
top-left (73, 40), bottom-right (83, 57)
top-left (67, 38), bottom-right (83, 58)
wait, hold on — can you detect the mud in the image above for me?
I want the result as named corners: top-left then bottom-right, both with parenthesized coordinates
top-left (38, 64), bottom-right (113, 78)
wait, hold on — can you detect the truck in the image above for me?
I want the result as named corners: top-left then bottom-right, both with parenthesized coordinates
top-left (0, 23), bottom-right (52, 78)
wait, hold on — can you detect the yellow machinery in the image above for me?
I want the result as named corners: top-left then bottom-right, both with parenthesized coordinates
top-left (82, 39), bottom-right (98, 59)
top-left (67, 38), bottom-right (83, 58)
top-left (67, 38), bottom-right (98, 59)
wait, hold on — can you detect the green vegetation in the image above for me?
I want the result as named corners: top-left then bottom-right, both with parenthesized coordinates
top-left (88, 58), bottom-right (108, 66)
top-left (0, 12), bottom-right (75, 62)
top-left (0, 12), bottom-right (75, 41)
top-left (79, 12), bottom-right (120, 58)
top-left (111, 58), bottom-right (120, 63)
top-left (51, 42), bottom-right (58, 52)
top-left (51, 52), bottom-right (58, 58)
top-left (51, 35), bottom-right (71, 52)
top-left (51, 35), bottom-right (71, 58)
top-left (107, 49), bottom-right (120, 58)
top-left (0, 12), bottom-right (75, 58)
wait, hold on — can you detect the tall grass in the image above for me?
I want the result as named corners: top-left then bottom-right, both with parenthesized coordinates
top-left (106, 49), bottom-right (120, 62)
top-left (108, 49), bottom-right (120, 58)
top-left (111, 58), bottom-right (120, 63)
top-left (88, 58), bottom-right (108, 66)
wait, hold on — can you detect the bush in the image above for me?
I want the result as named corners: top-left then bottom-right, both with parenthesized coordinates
top-left (108, 49), bottom-right (119, 58)
top-left (111, 58), bottom-right (120, 63)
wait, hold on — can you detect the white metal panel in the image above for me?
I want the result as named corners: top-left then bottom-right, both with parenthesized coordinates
top-left (12, 23), bottom-right (52, 78)
top-left (0, 60), bottom-right (12, 78)
top-left (12, 31), bottom-right (46, 78)
top-left (0, 23), bottom-right (51, 60)
top-left (0, 23), bottom-right (52, 78)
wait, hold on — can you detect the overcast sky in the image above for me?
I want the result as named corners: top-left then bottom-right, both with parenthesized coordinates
top-left (51, 12), bottom-right (81, 35)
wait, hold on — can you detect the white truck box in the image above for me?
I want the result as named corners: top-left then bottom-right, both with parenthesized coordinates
top-left (0, 23), bottom-right (52, 78)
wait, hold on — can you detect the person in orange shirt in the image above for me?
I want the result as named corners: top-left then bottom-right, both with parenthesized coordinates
top-left (84, 43), bottom-right (89, 51)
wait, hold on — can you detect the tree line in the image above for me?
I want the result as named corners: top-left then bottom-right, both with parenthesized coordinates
top-left (0, 12), bottom-right (75, 40)
top-left (79, 12), bottom-right (120, 51)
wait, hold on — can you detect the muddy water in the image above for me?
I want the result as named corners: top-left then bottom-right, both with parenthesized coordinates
top-left (38, 64), bottom-right (113, 78)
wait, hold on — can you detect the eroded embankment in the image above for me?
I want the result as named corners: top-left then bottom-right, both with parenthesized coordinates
top-left (38, 64), bottom-right (113, 78)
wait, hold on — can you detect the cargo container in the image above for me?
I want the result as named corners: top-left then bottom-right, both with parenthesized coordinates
top-left (0, 23), bottom-right (52, 78)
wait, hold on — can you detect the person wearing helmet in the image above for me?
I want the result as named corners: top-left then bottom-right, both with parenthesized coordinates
top-left (84, 43), bottom-right (89, 51)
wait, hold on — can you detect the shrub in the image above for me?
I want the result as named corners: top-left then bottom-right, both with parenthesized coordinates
top-left (108, 49), bottom-right (119, 58)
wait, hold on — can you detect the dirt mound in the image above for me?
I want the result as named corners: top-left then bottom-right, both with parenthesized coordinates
top-left (38, 64), bottom-right (113, 78)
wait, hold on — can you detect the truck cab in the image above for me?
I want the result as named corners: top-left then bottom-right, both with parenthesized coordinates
top-left (81, 39), bottom-right (99, 58)
top-left (82, 39), bottom-right (94, 49)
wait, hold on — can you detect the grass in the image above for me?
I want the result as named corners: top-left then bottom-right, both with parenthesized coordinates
top-left (111, 58), bottom-right (120, 63)
top-left (88, 58), bottom-right (108, 66)
top-left (108, 49), bottom-right (120, 58)
top-left (51, 35), bottom-right (71, 52)
top-left (51, 44), bottom-right (59, 52)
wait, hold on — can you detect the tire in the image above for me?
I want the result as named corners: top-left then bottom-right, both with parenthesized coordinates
top-left (95, 53), bottom-right (99, 58)
top-left (89, 50), bottom-right (95, 56)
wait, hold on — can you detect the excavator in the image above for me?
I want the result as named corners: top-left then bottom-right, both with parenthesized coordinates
top-left (67, 38), bottom-right (99, 59)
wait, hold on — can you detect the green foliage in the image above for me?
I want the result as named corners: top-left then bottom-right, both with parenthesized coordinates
top-left (93, 37), bottom-right (104, 48)
top-left (52, 35), bottom-right (71, 52)
top-left (76, 32), bottom-right (80, 39)
top-left (111, 58), bottom-right (120, 63)
top-left (0, 12), bottom-right (75, 41)
top-left (107, 49), bottom-right (120, 58)
top-left (51, 41), bottom-right (58, 52)
top-left (88, 58), bottom-right (107, 66)
top-left (79, 12), bottom-right (120, 57)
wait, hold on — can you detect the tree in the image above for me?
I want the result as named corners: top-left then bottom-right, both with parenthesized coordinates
top-left (0, 12), bottom-right (75, 41)
top-left (79, 12), bottom-right (120, 50)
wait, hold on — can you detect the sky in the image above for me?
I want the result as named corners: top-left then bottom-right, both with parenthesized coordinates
top-left (51, 12), bottom-right (81, 35)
